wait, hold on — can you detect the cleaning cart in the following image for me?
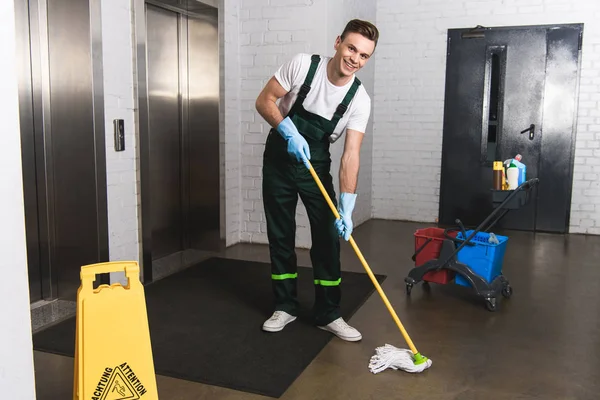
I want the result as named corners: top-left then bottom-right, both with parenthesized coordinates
top-left (404, 178), bottom-right (539, 311)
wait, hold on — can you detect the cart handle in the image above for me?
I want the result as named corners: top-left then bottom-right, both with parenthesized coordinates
top-left (456, 219), bottom-right (468, 239)
top-left (444, 226), bottom-right (476, 246)
top-left (411, 237), bottom-right (433, 262)
top-left (519, 178), bottom-right (539, 191)
top-left (437, 177), bottom-right (540, 269)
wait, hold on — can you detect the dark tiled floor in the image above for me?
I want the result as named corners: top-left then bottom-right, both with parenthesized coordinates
top-left (33, 220), bottom-right (600, 399)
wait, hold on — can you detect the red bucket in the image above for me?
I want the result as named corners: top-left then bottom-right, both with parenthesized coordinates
top-left (414, 227), bottom-right (457, 284)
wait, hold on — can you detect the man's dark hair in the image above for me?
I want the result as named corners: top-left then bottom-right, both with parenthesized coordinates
top-left (340, 19), bottom-right (379, 47)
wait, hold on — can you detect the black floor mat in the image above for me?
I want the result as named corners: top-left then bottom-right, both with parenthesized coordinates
top-left (32, 257), bottom-right (386, 398)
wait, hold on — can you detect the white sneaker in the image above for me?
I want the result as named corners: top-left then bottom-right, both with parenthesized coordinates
top-left (318, 317), bottom-right (362, 341)
top-left (262, 311), bottom-right (297, 332)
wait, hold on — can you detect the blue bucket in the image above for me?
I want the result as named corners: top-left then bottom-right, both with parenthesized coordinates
top-left (455, 231), bottom-right (508, 287)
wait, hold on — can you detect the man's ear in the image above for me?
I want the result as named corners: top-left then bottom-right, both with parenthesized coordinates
top-left (334, 35), bottom-right (341, 50)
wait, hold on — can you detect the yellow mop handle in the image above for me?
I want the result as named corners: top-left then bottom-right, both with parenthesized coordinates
top-left (307, 162), bottom-right (419, 355)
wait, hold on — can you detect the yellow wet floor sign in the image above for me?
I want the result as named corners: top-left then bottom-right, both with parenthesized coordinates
top-left (73, 261), bottom-right (158, 400)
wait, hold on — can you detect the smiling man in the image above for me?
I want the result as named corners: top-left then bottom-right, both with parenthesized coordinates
top-left (255, 19), bottom-right (379, 341)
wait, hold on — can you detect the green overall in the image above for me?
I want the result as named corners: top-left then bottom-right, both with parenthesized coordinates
top-left (262, 55), bottom-right (361, 326)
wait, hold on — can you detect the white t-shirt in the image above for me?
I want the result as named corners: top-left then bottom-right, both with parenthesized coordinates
top-left (273, 53), bottom-right (371, 143)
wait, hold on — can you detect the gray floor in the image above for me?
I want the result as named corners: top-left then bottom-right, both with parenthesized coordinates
top-left (33, 219), bottom-right (600, 399)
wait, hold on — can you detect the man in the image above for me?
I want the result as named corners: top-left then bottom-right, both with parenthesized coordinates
top-left (255, 19), bottom-right (378, 341)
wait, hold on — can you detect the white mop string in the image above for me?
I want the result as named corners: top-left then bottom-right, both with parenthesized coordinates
top-left (368, 344), bottom-right (432, 374)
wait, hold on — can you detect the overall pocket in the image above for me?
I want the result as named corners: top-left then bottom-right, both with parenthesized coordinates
top-left (291, 114), bottom-right (329, 144)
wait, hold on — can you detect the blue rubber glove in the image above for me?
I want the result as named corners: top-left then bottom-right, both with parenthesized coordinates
top-left (277, 117), bottom-right (311, 168)
top-left (335, 192), bottom-right (357, 241)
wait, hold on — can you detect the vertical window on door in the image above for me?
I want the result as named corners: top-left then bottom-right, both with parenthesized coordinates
top-left (481, 46), bottom-right (506, 165)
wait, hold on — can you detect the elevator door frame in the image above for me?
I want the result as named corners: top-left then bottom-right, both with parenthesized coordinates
top-left (135, 0), bottom-right (221, 283)
top-left (15, 0), bottom-right (109, 302)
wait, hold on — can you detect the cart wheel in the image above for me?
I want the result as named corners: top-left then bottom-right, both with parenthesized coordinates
top-left (502, 285), bottom-right (513, 298)
top-left (406, 283), bottom-right (413, 295)
top-left (485, 297), bottom-right (497, 312)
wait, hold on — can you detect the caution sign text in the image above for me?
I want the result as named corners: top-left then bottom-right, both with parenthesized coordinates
top-left (91, 362), bottom-right (148, 400)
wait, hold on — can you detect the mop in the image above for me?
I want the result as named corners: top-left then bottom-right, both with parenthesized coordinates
top-left (306, 161), bottom-right (432, 374)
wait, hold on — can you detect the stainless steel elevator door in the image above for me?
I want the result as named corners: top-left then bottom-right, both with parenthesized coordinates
top-left (146, 5), bottom-right (183, 260)
top-left (188, 12), bottom-right (220, 250)
top-left (15, 0), bottom-right (109, 301)
top-left (15, 0), bottom-right (42, 303)
top-left (48, 0), bottom-right (103, 298)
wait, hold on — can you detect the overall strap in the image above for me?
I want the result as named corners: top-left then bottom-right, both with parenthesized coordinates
top-left (293, 54), bottom-right (320, 108)
top-left (330, 77), bottom-right (361, 128)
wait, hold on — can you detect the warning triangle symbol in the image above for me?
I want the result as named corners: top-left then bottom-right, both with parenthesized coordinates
top-left (101, 367), bottom-right (140, 400)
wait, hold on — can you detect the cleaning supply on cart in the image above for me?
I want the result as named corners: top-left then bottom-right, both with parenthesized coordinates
top-left (500, 159), bottom-right (509, 190)
top-left (504, 155), bottom-right (526, 187)
top-left (506, 166), bottom-right (519, 189)
top-left (305, 160), bottom-right (432, 374)
top-left (512, 157), bottom-right (526, 185)
top-left (492, 161), bottom-right (503, 190)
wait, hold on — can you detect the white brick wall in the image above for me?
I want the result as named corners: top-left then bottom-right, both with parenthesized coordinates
top-left (222, 0), bottom-right (243, 246)
top-left (373, 0), bottom-right (600, 235)
top-left (101, 0), bottom-right (141, 267)
top-left (98, 0), bottom-right (599, 267)
top-left (238, 0), bottom-right (328, 248)
top-left (238, 0), bottom-right (377, 248)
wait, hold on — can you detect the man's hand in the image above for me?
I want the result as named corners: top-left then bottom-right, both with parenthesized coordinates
top-left (336, 129), bottom-right (363, 240)
top-left (277, 117), bottom-right (311, 168)
top-left (335, 192), bottom-right (357, 240)
top-left (255, 77), bottom-right (311, 168)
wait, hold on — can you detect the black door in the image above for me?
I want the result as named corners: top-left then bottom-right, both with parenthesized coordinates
top-left (439, 24), bottom-right (583, 233)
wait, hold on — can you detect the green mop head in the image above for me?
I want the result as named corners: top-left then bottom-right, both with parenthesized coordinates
top-left (368, 344), bottom-right (433, 374)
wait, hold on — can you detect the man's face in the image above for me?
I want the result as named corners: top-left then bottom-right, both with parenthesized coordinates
top-left (333, 32), bottom-right (375, 77)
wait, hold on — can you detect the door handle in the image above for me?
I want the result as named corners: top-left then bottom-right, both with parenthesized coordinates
top-left (520, 124), bottom-right (535, 140)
